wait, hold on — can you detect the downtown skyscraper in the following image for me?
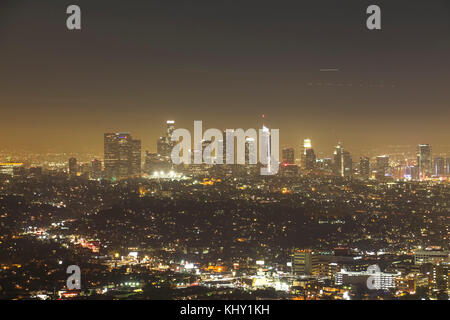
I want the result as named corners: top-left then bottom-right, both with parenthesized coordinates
top-left (104, 133), bottom-right (141, 180)
top-left (417, 144), bottom-right (432, 180)
top-left (157, 120), bottom-right (176, 160)
top-left (333, 142), bottom-right (352, 177)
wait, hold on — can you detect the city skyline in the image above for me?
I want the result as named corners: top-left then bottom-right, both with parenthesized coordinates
top-left (1, 1), bottom-right (450, 154)
top-left (1, 0), bottom-right (449, 303)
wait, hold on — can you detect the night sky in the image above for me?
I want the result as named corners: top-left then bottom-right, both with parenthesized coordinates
top-left (1, 0), bottom-right (450, 155)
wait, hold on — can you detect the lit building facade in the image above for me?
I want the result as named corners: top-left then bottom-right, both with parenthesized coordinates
top-left (104, 132), bottom-right (141, 180)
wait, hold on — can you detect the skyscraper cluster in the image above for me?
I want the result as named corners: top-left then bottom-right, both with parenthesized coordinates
top-left (104, 133), bottom-right (141, 180)
top-left (93, 120), bottom-right (449, 182)
top-left (417, 144), bottom-right (432, 180)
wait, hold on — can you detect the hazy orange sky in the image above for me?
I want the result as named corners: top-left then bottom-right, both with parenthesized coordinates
top-left (1, 1), bottom-right (450, 156)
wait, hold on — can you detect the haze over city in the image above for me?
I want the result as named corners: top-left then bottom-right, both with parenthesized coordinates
top-left (1, 0), bottom-right (450, 306)
top-left (1, 0), bottom-right (450, 155)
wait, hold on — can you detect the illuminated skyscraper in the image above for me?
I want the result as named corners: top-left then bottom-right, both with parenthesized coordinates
top-left (303, 138), bottom-right (312, 150)
top-left (282, 148), bottom-right (295, 164)
top-left (333, 142), bottom-right (352, 177)
top-left (434, 157), bottom-right (445, 177)
top-left (104, 133), bottom-right (120, 179)
top-left (359, 156), bottom-right (370, 179)
top-left (166, 120), bottom-right (175, 142)
top-left (68, 157), bottom-right (77, 176)
top-left (333, 143), bottom-right (344, 176)
top-left (301, 139), bottom-right (312, 169)
top-left (261, 125), bottom-right (272, 173)
top-left (375, 155), bottom-right (389, 180)
top-left (91, 159), bottom-right (102, 179)
top-left (157, 120), bottom-right (176, 160)
top-left (157, 136), bottom-right (171, 158)
top-left (305, 148), bottom-right (316, 170)
top-left (417, 144), bottom-right (432, 179)
top-left (104, 133), bottom-right (141, 180)
top-left (130, 139), bottom-right (142, 176)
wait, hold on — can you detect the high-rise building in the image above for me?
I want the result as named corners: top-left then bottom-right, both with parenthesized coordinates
top-left (166, 120), bottom-right (175, 141)
top-left (91, 159), bottom-right (102, 179)
top-left (375, 155), bottom-right (389, 180)
top-left (300, 139), bottom-right (316, 170)
top-left (157, 120), bottom-right (176, 160)
top-left (333, 143), bottom-right (352, 177)
top-left (104, 133), bottom-right (141, 180)
top-left (343, 151), bottom-right (352, 177)
top-left (305, 148), bottom-right (316, 170)
top-left (157, 136), bottom-right (171, 158)
top-left (280, 147), bottom-right (298, 177)
top-left (293, 250), bottom-right (319, 275)
top-left (261, 125), bottom-right (274, 174)
top-left (104, 133), bottom-right (119, 179)
top-left (68, 157), bottom-right (77, 176)
top-left (359, 156), bottom-right (370, 179)
top-left (446, 158), bottom-right (450, 176)
top-left (130, 139), bottom-right (142, 176)
top-left (417, 144), bottom-right (432, 180)
top-left (301, 139), bottom-right (312, 169)
top-left (433, 157), bottom-right (445, 177)
top-left (282, 148), bottom-right (295, 164)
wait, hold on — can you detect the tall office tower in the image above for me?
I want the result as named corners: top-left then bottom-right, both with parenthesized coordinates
top-left (446, 158), bottom-right (450, 175)
top-left (375, 155), bottom-right (390, 180)
top-left (323, 158), bottom-right (333, 171)
top-left (433, 157), bottom-right (445, 177)
top-left (245, 137), bottom-right (256, 165)
top-left (130, 139), bottom-right (142, 175)
top-left (417, 144), bottom-right (432, 180)
top-left (220, 130), bottom-right (227, 164)
top-left (144, 151), bottom-right (154, 173)
top-left (104, 133), bottom-right (141, 180)
top-left (301, 138), bottom-right (312, 169)
top-left (68, 157), bottom-right (77, 176)
top-left (261, 125), bottom-right (273, 173)
top-left (293, 250), bottom-right (319, 275)
top-left (282, 147), bottom-right (295, 164)
top-left (157, 136), bottom-right (171, 158)
top-left (201, 139), bottom-right (213, 164)
top-left (343, 151), bottom-right (352, 177)
top-left (333, 143), bottom-right (352, 177)
top-left (333, 143), bottom-right (344, 176)
top-left (117, 133), bottom-right (132, 178)
top-left (104, 133), bottom-right (120, 179)
top-left (157, 120), bottom-right (176, 160)
top-left (359, 156), bottom-right (370, 178)
top-left (166, 120), bottom-right (175, 142)
top-left (305, 148), bottom-right (316, 170)
top-left (410, 165), bottom-right (420, 181)
top-left (91, 159), bottom-right (102, 179)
